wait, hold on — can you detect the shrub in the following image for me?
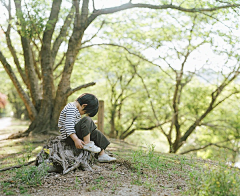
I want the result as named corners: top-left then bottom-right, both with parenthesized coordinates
top-left (185, 163), bottom-right (240, 196)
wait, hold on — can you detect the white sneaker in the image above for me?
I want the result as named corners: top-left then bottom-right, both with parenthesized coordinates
top-left (98, 154), bottom-right (116, 163)
top-left (83, 141), bottom-right (101, 153)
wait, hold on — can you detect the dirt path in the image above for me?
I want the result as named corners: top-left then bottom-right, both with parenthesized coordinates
top-left (0, 117), bottom-right (12, 140)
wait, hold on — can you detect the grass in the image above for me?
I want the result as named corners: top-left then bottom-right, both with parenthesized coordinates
top-left (13, 164), bottom-right (49, 186)
top-left (1, 165), bottom-right (49, 196)
top-left (0, 119), bottom-right (48, 170)
top-left (0, 119), bottom-right (240, 195)
top-left (184, 162), bottom-right (240, 196)
top-left (115, 145), bottom-right (240, 195)
top-left (1, 142), bottom-right (240, 195)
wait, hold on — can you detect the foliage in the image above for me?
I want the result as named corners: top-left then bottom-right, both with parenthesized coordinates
top-left (0, 0), bottom-right (240, 159)
top-left (13, 164), bottom-right (49, 186)
top-left (1, 138), bottom-right (240, 195)
top-left (93, 4), bottom-right (240, 154)
top-left (185, 163), bottom-right (240, 196)
top-left (8, 87), bottom-right (29, 119)
top-left (179, 93), bottom-right (240, 164)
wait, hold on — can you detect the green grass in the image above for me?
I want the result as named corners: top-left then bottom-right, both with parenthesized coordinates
top-left (1, 143), bottom-right (240, 195)
top-left (184, 162), bottom-right (240, 196)
top-left (1, 121), bottom-right (240, 195)
top-left (13, 164), bottom-right (49, 186)
top-left (116, 144), bottom-right (240, 195)
top-left (0, 119), bottom-right (47, 170)
top-left (1, 165), bottom-right (49, 196)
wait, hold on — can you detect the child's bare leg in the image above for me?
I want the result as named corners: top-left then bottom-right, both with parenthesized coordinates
top-left (83, 134), bottom-right (90, 144)
top-left (99, 149), bottom-right (105, 156)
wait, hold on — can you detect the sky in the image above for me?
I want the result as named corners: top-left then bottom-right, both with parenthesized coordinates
top-left (0, 0), bottom-right (239, 75)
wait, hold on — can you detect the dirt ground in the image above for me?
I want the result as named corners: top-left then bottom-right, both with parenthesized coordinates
top-left (0, 118), bottom-right (187, 196)
top-left (1, 159), bottom-right (186, 196)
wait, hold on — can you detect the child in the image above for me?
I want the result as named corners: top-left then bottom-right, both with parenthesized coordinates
top-left (58, 93), bottom-right (116, 162)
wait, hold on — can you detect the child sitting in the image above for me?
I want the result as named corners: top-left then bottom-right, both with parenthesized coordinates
top-left (58, 93), bottom-right (116, 162)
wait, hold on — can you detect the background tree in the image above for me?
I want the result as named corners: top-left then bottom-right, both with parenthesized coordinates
top-left (0, 0), bottom-right (240, 139)
top-left (89, 4), bottom-right (240, 153)
top-left (8, 87), bottom-right (29, 119)
top-left (179, 95), bottom-right (240, 164)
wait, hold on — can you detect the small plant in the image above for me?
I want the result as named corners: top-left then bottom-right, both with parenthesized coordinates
top-left (112, 164), bottom-right (117, 171)
top-left (74, 176), bottom-right (81, 187)
top-left (143, 180), bottom-right (156, 192)
top-left (95, 176), bottom-right (104, 183)
top-left (111, 184), bottom-right (117, 192)
top-left (86, 177), bottom-right (104, 192)
top-left (13, 164), bottom-right (49, 186)
top-left (3, 190), bottom-right (15, 195)
top-left (185, 163), bottom-right (240, 196)
top-left (19, 185), bottom-right (27, 194)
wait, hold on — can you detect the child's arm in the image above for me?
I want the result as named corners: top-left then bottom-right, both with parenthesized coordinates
top-left (70, 133), bottom-right (85, 149)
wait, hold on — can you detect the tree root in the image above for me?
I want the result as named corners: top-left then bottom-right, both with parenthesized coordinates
top-left (0, 160), bottom-right (35, 172)
top-left (7, 130), bottom-right (30, 139)
top-left (36, 136), bottom-right (95, 174)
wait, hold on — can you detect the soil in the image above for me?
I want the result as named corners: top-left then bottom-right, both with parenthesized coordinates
top-left (1, 158), bottom-right (186, 196)
top-left (0, 118), bottom-right (187, 196)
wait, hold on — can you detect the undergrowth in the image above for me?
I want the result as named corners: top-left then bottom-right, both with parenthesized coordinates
top-left (128, 145), bottom-right (240, 195)
top-left (184, 162), bottom-right (240, 196)
top-left (1, 164), bottom-right (49, 195)
top-left (13, 164), bottom-right (49, 186)
top-left (1, 142), bottom-right (240, 195)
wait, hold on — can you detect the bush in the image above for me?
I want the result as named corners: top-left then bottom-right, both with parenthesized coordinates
top-left (185, 163), bottom-right (240, 196)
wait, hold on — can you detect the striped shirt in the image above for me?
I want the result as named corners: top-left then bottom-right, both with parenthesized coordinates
top-left (58, 102), bottom-right (81, 139)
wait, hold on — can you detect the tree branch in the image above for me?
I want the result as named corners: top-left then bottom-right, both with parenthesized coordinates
top-left (0, 50), bottom-right (37, 120)
top-left (14, 0), bottom-right (41, 107)
top-left (40, 0), bottom-right (62, 102)
top-left (80, 43), bottom-right (173, 79)
top-left (66, 82), bottom-right (96, 96)
top-left (181, 69), bottom-right (240, 146)
top-left (87, 2), bottom-right (240, 27)
top-left (0, 160), bottom-right (35, 172)
top-left (180, 139), bottom-right (237, 154)
top-left (129, 60), bottom-right (168, 137)
top-left (3, 0), bottom-right (28, 87)
top-left (81, 20), bottom-right (105, 45)
top-left (52, 6), bottom-right (74, 64)
top-left (53, 53), bottom-right (66, 71)
top-left (120, 119), bottom-right (172, 139)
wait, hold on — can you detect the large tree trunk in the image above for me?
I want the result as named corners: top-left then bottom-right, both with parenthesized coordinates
top-left (1, 0), bottom-right (239, 140)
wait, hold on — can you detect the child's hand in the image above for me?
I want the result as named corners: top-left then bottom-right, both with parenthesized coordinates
top-left (74, 139), bottom-right (85, 149)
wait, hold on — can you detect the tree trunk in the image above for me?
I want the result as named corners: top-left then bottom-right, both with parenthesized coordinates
top-left (36, 136), bottom-right (95, 174)
top-left (2, 0), bottom-right (239, 140)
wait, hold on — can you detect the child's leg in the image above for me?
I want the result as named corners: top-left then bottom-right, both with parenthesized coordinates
top-left (75, 116), bottom-right (110, 150)
top-left (90, 129), bottom-right (110, 151)
top-left (99, 150), bottom-right (105, 156)
top-left (83, 134), bottom-right (90, 144)
top-left (74, 116), bottom-right (96, 141)
top-left (75, 116), bottom-right (115, 162)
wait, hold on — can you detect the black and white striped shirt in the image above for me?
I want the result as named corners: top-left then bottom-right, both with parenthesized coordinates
top-left (58, 102), bottom-right (81, 139)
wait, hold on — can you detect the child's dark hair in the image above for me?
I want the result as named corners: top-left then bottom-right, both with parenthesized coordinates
top-left (76, 93), bottom-right (99, 117)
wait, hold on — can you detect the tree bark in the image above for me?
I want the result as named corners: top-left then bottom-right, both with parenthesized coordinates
top-left (1, 0), bottom-right (240, 139)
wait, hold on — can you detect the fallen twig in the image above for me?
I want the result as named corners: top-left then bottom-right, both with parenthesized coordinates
top-left (0, 160), bottom-right (35, 172)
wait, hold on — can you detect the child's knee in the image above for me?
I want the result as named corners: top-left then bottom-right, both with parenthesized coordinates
top-left (80, 116), bottom-right (97, 131)
top-left (81, 116), bottom-right (92, 121)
